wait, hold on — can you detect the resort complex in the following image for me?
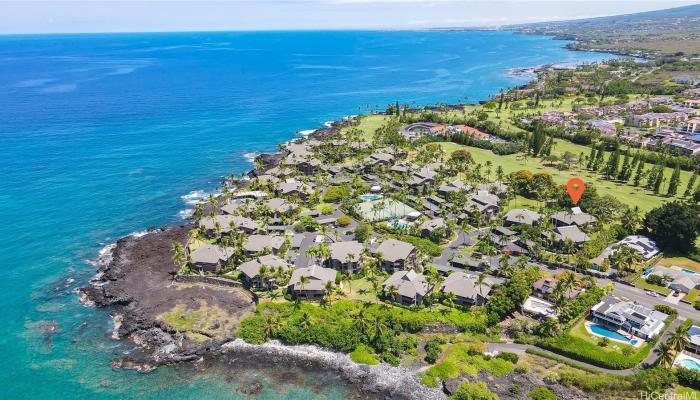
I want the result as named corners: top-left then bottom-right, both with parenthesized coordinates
top-left (76, 31), bottom-right (700, 400)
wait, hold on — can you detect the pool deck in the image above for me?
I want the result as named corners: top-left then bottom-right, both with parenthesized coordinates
top-left (674, 351), bottom-right (700, 371)
top-left (584, 321), bottom-right (645, 348)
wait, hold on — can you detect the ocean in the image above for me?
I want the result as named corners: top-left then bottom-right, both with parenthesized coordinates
top-left (0, 30), bottom-right (611, 399)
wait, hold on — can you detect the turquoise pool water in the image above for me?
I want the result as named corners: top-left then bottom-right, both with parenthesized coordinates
top-left (590, 324), bottom-right (631, 342)
top-left (682, 268), bottom-right (698, 275)
top-left (682, 359), bottom-right (700, 372)
top-left (359, 194), bottom-right (382, 201)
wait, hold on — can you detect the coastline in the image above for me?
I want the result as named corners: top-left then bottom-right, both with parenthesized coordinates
top-left (76, 37), bottom-right (622, 398)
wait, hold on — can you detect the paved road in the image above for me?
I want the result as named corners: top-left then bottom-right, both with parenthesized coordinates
top-left (609, 282), bottom-right (697, 320)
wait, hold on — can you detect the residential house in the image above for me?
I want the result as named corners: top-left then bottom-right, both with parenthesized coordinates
top-left (326, 240), bottom-right (364, 273)
top-left (278, 179), bottom-right (313, 199)
top-left (288, 264), bottom-right (337, 300)
top-left (199, 215), bottom-right (259, 235)
top-left (533, 277), bottom-right (579, 301)
top-left (544, 225), bottom-right (590, 247)
top-left (551, 209), bottom-right (597, 227)
top-left (383, 270), bottom-right (431, 306)
top-left (686, 325), bottom-right (700, 355)
top-left (504, 208), bottom-right (541, 226)
top-left (189, 244), bottom-right (233, 273)
top-left (438, 180), bottom-right (468, 198)
top-left (590, 296), bottom-right (668, 340)
top-left (420, 217), bottom-right (447, 239)
top-left (466, 191), bottom-right (500, 219)
top-left (243, 234), bottom-right (286, 256)
top-left (264, 197), bottom-right (296, 216)
top-left (239, 254), bottom-right (290, 289)
top-left (375, 238), bottom-right (417, 272)
top-left (440, 271), bottom-right (497, 306)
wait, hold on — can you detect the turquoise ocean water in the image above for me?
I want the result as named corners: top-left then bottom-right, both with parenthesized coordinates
top-left (0, 31), bottom-right (611, 399)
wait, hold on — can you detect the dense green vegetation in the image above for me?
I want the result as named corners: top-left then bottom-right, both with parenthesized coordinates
top-left (237, 300), bottom-right (487, 366)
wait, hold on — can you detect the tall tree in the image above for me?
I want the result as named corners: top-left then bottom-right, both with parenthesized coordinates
top-left (633, 159), bottom-right (645, 186)
top-left (667, 163), bottom-right (681, 197)
top-left (684, 170), bottom-right (697, 197)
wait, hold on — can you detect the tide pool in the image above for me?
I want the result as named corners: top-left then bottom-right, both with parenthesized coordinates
top-left (0, 30), bottom-right (612, 399)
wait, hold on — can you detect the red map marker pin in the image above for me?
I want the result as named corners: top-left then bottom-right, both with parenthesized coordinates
top-left (566, 178), bottom-right (586, 205)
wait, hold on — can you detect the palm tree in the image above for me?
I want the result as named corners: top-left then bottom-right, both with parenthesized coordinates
top-left (655, 341), bottom-right (675, 368)
top-left (372, 317), bottom-right (387, 343)
top-left (264, 314), bottom-right (281, 338)
top-left (298, 275), bottom-right (310, 293)
top-left (443, 291), bottom-right (456, 309)
top-left (477, 271), bottom-right (491, 300)
top-left (299, 311), bottom-right (313, 329)
top-left (670, 325), bottom-right (690, 354)
top-left (386, 285), bottom-right (398, 303)
top-left (342, 273), bottom-right (353, 295)
top-left (171, 242), bottom-right (186, 271)
top-left (353, 308), bottom-right (371, 337)
top-left (324, 280), bottom-right (335, 303)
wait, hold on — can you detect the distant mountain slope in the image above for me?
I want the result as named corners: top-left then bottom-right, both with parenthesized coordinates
top-left (510, 4), bottom-right (700, 57)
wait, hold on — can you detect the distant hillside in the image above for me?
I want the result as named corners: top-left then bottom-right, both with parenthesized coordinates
top-left (510, 4), bottom-right (700, 57)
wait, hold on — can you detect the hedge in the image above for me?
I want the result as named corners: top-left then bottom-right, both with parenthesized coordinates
top-left (536, 334), bottom-right (649, 370)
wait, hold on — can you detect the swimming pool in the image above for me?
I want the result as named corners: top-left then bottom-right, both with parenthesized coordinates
top-left (681, 358), bottom-right (700, 372)
top-left (682, 268), bottom-right (698, 275)
top-left (589, 324), bottom-right (631, 342)
top-left (359, 194), bottom-right (382, 201)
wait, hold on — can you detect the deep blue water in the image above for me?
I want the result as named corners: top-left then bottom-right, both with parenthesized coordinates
top-left (0, 30), bottom-right (611, 399)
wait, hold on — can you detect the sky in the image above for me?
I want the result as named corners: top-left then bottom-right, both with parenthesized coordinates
top-left (1, 0), bottom-right (699, 34)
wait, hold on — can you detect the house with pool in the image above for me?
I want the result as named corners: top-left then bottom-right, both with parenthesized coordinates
top-left (674, 326), bottom-right (700, 372)
top-left (590, 296), bottom-right (668, 340)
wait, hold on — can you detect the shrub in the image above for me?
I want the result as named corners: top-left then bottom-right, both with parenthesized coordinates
top-left (537, 334), bottom-right (649, 369)
top-left (318, 203), bottom-right (335, 215)
top-left (528, 387), bottom-right (556, 400)
top-left (449, 382), bottom-right (498, 400)
top-left (323, 186), bottom-right (351, 202)
top-left (349, 344), bottom-right (379, 365)
top-left (397, 235), bottom-right (443, 257)
top-left (676, 367), bottom-right (700, 390)
top-left (598, 337), bottom-right (610, 347)
top-left (654, 304), bottom-right (678, 317)
top-left (295, 215), bottom-right (320, 232)
top-left (646, 274), bottom-right (664, 286)
top-left (354, 223), bottom-right (372, 242)
top-left (336, 215), bottom-right (352, 227)
top-left (633, 367), bottom-right (677, 393)
top-left (237, 316), bottom-right (267, 344)
top-left (495, 351), bottom-right (519, 364)
top-left (424, 339), bottom-right (444, 364)
top-left (695, 299), bottom-right (700, 311)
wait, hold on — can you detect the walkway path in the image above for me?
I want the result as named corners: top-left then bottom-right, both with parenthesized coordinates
top-left (486, 342), bottom-right (639, 376)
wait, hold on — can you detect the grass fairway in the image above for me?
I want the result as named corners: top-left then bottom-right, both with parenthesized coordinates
top-left (341, 114), bottom-right (388, 142)
top-left (433, 141), bottom-right (693, 212)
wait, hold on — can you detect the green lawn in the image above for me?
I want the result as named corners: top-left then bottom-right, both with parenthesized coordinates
top-left (682, 289), bottom-right (700, 305)
top-left (344, 277), bottom-right (379, 302)
top-left (634, 278), bottom-right (673, 296)
top-left (657, 256), bottom-right (700, 273)
top-left (341, 114), bottom-right (388, 143)
top-left (433, 141), bottom-right (694, 212)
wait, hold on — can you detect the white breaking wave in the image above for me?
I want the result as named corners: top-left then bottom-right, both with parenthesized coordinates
top-left (298, 129), bottom-right (316, 136)
top-left (177, 208), bottom-right (194, 220)
top-left (180, 190), bottom-right (207, 205)
top-left (243, 152), bottom-right (260, 164)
